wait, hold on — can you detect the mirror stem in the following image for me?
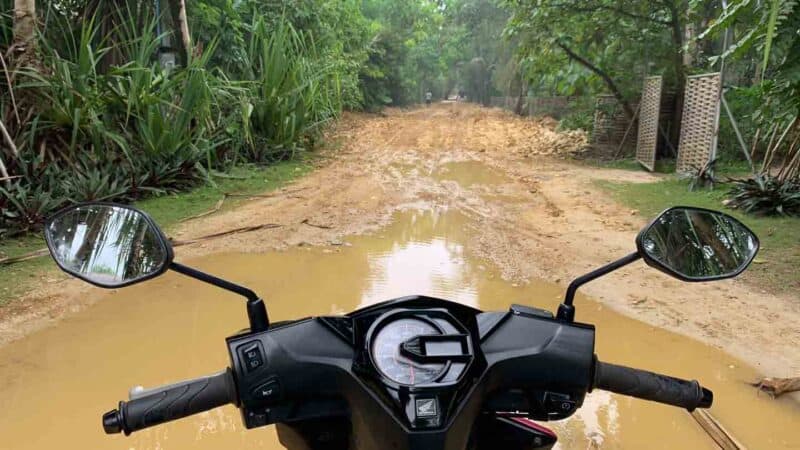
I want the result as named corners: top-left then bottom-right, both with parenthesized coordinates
top-left (169, 262), bottom-right (269, 332)
top-left (556, 252), bottom-right (641, 322)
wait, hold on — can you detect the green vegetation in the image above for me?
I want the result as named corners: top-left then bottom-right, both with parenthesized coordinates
top-left (0, 0), bottom-right (526, 306)
top-left (0, 4), bottom-right (337, 237)
top-left (597, 177), bottom-right (800, 295)
top-left (0, 159), bottom-right (310, 305)
top-left (0, 0), bottom-right (524, 238)
top-left (137, 161), bottom-right (311, 229)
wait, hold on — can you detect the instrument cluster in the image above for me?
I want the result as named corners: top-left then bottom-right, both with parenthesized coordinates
top-left (367, 311), bottom-right (470, 388)
top-left (320, 296), bottom-right (487, 429)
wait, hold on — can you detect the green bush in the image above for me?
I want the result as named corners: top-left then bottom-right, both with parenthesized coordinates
top-left (717, 86), bottom-right (763, 162)
top-left (558, 109), bottom-right (593, 132)
top-left (0, 11), bottom-right (342, 237)
top-left (727, 175), bottom-right (800, 216)
top-left (241, 17), bottom-right (342, 161)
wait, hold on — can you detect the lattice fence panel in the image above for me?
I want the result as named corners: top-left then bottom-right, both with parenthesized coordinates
top-left (528, 97), bottom-right (572, 119)
top-left (676, 73), bottom-right (721, 173)
top-left (591, 96), bottom-right (639, 157)
top-left (635, 76), bottom-right (662, 171)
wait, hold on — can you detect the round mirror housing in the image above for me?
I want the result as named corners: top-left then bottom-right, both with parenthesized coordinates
top-left (44, 203), bottom-right (173, 288)
top-left (636, 206), bottom-right (759, 282)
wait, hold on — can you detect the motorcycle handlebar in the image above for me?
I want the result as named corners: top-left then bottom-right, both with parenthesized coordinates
top-left (102, 369), bottom-right (237, 435)
top-left (593, 360), bottom-right (713, 411)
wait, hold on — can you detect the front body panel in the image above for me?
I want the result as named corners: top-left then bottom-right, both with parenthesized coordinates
top-left (226, 296), bottom-right (595, 450)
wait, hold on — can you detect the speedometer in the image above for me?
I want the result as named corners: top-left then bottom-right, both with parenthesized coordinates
top-left (370, 318), bottom-right (446, 385)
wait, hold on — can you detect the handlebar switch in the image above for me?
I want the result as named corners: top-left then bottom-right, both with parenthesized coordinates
top-left (238, 341), bottom-right (265, 373)
top-left (252, 377), bottom-right (282, 404)
top-left (544, 392), bottom-right (577, 419)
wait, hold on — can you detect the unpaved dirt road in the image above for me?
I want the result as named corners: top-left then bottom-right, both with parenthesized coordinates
top-left (3, 102), bottom-right (799, 379)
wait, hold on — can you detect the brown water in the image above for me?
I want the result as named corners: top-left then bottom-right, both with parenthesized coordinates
top-left (433, 160), bottom-right (512, 187)
top-left (1, 172), bottom-right (799, 450)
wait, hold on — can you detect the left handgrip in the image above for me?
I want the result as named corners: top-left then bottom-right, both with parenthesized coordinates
top-left (102, 369), bottom-right (238, 435)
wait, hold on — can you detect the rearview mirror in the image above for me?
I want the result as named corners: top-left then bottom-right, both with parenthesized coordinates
top-left (44, 203), bottom-right (173, 288)
top-left (636, 207), bottom-right (758, 281)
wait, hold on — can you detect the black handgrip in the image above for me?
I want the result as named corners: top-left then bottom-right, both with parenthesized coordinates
top-left (593, 361), bottom-right (713, 411)
top-left (102, 369), bottom-right (238, 435)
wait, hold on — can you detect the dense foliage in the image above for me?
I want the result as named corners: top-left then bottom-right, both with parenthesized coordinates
top-left (502, 0), bottom-right (800, 216)
top-left (0, 0), bottom-right (505, 236)
top-left (728, 176), bottom-right (800, 216)
top-left (2, 0), bottom-right (799, 236)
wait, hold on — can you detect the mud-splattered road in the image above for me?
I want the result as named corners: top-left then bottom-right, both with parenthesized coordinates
top-left (195, 103), bottom-right (800, 378)
top-left (3, 102), bottom-right (799, 378)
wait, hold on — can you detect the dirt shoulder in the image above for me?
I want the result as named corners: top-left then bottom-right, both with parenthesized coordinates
top-left (1, 103), bottom-right (797, 379)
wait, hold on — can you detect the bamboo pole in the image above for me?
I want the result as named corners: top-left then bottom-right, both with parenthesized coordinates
top-left (0, 118), bottom-right (19, 156)
top-left (177, 0), bottom-right (192, 61)
top-left (0, 154), bottom-right (11, 187)
top-left (614, 103), bottom-right (641, 159)
top-left (749, 127), bottom-right (761, 168)
top-left (690, 410), bottom-right (747, 450)
top-left (721, 93), bottom-right (754, 172)
top-left (761, 124), bottom-right (779, 174)
top-left (763, 118), bottom-right (799, 174)
top-left (0, 52), bottom-right (20, 125)
top-left (776, 133), bottom-right (800, 182)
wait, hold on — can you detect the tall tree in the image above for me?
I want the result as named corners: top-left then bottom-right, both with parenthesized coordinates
top-left (504, 0), bottom-right (689, 131)
top-left (168, 0), bottom-right (192, 62)
top-left (12, 0), bottom-right (36, 65)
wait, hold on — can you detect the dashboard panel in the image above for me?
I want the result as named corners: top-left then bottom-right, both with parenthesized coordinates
top-left (370, 317), bottom-right (446, 385)
top-left (226, 295), bottom-right (593, 442)
top-left (316, 296), bottom-right (487, 430)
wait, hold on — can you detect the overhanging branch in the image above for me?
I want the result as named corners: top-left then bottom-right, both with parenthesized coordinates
top-left (554, 41), bottom-right (634, 119)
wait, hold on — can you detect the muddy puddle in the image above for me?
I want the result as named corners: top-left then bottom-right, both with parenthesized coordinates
top-left (432, 160), bottom-right (513, 187)
top-left (1, 173), bottom-right (799, 449)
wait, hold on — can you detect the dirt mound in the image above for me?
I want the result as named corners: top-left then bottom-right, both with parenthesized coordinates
top-left (476, 107), bottom-right (588, 157)
top-left (518, 124), bottom-right (588, 157)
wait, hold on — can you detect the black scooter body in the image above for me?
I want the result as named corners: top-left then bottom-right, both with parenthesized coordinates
top-left (226, 296), bottom-right (595, 450)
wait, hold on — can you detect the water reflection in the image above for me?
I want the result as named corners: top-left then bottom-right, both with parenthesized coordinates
top-left (640, 208), bottom-right (758, 280)
top-left (359, 210), bottom-right (478, 307)
top-left (432, 160), bottom-right (512, 187)
top-left (46, 205), bottom-right (168, 286)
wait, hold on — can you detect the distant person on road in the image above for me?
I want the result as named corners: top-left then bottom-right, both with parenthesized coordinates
top-left (425, 91), bottom-right (432, 106)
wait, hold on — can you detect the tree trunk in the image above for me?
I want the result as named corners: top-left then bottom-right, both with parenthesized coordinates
top-left (12, 0), bottom-right (36, 66)
top-left (178, 0), bottom-right (191, 59)
top-left (166, 0), bottom-right (192, 64)
top-left (514, 77), bottom-right (526, 116)
top-left (555, 41), bottom-right (634, 119)
top-left (668, 0), bottom-right (688, 152)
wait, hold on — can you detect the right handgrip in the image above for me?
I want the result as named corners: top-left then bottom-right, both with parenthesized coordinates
top-left (103, 369), bottom-right (237, 435)
top-left (593, 360), bottom-right (713, 411)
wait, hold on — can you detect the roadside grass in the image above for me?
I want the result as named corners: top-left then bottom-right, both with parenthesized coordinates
top-left (591, 158), bottom-right (675, 173)
top-left (138, 161), bottom-right (312, 231)
top-left (0, 160), bottom-right (313, 306)
top-left (587, 157), bottom-right (752, 177)
top-left (596, 176), bottom-right (800, 296)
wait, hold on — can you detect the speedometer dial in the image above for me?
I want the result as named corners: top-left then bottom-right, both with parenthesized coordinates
top-left (371, 318), bottom-right (446, 385)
